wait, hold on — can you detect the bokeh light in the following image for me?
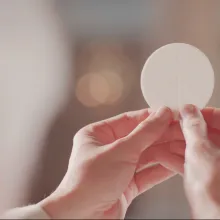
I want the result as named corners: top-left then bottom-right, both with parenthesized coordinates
top-left (75, 40), bottom-right (139, 108)
top-left (75, 73), bottom-right (100, 107)
top-left (75, 70), bottom-right (124, 107)
top-left (89, 72), bottom-right (110, 104)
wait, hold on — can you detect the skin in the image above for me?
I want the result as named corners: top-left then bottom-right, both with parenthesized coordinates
top-left (39, 105), bottom-right (220, 219)
top-left (181, 105), bottom-right (220, 219)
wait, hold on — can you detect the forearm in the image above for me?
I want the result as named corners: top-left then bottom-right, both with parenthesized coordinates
top-left (1, 204), bottom-right (51, 219)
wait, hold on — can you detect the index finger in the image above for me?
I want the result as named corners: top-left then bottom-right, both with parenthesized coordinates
top-left (92, 108), bottom-right (154, 140)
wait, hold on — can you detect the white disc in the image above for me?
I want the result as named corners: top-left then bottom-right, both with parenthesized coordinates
top-left (141, 43), bottom-right (215, 111)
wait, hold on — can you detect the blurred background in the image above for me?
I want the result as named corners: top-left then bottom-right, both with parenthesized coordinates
top-left (1, 0), bottom-right (220, 218)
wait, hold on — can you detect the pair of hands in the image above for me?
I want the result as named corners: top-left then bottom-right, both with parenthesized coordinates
top-left (40, 105), bottom-right (220, 219)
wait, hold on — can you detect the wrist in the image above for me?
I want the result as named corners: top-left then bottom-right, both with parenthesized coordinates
top-left (39, 189), bottom-right (78, 219)
top-left (186, 188), bottom-right (220, 219)
top-left (39, 187), bottom-right (99, 219)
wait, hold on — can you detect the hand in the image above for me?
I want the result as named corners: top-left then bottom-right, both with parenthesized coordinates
top-left (180, 104), bottom-right (220, 219)
top-left (40, 107), bottom-right (185, 219)
top-left (157, 107), bottom-right (220, 152)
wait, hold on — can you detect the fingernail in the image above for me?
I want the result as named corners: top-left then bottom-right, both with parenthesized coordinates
top-left (155, 106), bottom-right (172, 121)
top-left (180, 104), bottom-right (196, 118)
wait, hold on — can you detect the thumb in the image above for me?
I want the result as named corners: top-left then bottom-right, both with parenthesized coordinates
top-left (180, 104), bottom-right (213, 162)
top-left (180, 104), bottom-right (208, 146)
top-left (115, 106), bottom-right (172, 154)
top-left (180, 103), bottom-right (220, 219)
top-left (180, 104), bottom-right (220, 171)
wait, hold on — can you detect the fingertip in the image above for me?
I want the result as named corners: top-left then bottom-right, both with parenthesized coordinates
top-left (180, 105), bottom-right (208, 145)
top-left (155, 106), bottom-right (173, 122)
top-left (180, 104), bottom-right (197, 118)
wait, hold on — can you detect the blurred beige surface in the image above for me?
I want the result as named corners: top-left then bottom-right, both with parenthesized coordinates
top-left (1, 0), bottom-right (220, 218)
top-left (0, 0), bottom-right (72, 211)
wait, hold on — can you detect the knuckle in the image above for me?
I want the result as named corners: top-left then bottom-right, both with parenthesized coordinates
top-left (194, 139), bottom-right (210, 149)
top-left (73, 125), bottom-right (90, 145)
top-left (73, 129), bottom-right (83, 142)
top-left (188, 139), bottom-right (210, 154)
top-left (187, 118), bottom-right (204, 129)
top-left (123, 112), bottom-right (132, 122)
